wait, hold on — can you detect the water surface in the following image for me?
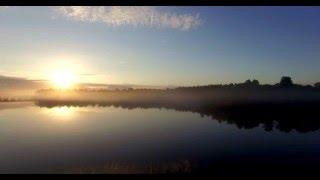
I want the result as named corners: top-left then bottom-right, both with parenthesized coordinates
top-left (0, 102), bottom-right (320, 174)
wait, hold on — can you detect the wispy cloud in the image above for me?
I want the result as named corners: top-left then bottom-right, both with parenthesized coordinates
top-left (54, 6), bottom-right (202, 31)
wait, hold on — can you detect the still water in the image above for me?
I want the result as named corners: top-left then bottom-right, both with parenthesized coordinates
top-left (0, 102), bottom-right (320, 174)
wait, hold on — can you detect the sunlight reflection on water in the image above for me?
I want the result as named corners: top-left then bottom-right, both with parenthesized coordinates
top-left (44, 106), bottom-right (76, 120)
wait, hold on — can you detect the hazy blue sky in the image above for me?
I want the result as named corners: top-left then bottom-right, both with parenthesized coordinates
top-left (1, 6), bottom-right (320, 86)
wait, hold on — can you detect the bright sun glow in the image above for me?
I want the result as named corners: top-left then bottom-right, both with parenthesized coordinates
top-left (51, 71), bottom-right (76, 89)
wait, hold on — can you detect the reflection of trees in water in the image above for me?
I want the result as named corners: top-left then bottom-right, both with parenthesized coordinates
top-left (35, 100), bottom-right (320, 133)
top-left (61, 159), bottom-right (197, 174)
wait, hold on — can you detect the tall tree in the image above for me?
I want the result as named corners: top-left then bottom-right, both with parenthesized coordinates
top-left (280, 76), bottom-right (293, 87)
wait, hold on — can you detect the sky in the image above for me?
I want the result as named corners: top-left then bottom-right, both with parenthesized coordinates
top-left (1, 6), bottom-right (320, 86)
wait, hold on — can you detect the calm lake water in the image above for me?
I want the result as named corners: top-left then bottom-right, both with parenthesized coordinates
top-left (1, 102), bottom-right (320, 174)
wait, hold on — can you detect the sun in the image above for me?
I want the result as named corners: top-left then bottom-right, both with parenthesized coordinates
top-left (51, 71), bottom-right (76, 89)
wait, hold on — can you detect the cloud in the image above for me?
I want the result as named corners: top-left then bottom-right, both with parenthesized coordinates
top-left (0, 74), bottom-right (47, 91)
top-left (54, 6), bottom-right (202, 31)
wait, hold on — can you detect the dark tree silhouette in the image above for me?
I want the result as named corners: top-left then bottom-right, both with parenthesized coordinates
top-left (280, 76), bottom-right (293, 87)
top-left (241, 79), bottom-right (259, 88)
top-left (252, 79), bottom-right (259, 86)
top-left (315, 82), bottom-right (320, 88)
top-left (244, 79), bottom-right (251, 84)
